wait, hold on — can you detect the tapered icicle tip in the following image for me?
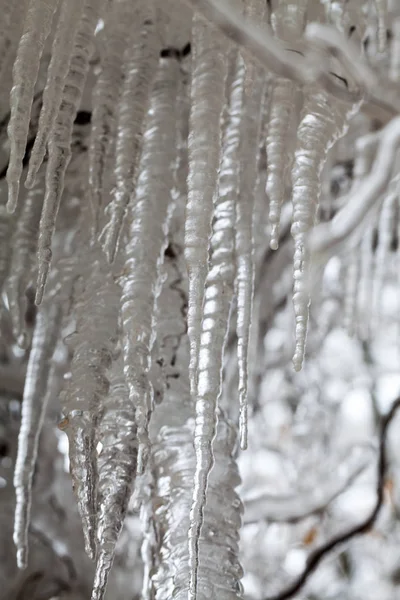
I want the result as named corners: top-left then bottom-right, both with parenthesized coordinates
top-left (24, 169), bottom-right (38, 190)
top-left (13, 496), bottom-right (29, 569)
top-left (16, 547), bottom-right (28, 571)
top-left (270, 224), bottom-right (280, 250)
top-left (91, 549), bottom-right (112, 600)
top-left (239, 398), bottom-right (248, 450)
top-left (83, 520), bottom-right (97, 561)
top-left (292, 349), bottom-right (304, 372)
top-left (6, 181), bottom-right (19, 214)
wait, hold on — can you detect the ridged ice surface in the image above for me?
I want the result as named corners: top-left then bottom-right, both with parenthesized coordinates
top-left (152, 418), bottom-right (243, 600)
top-left (60, 248), bottom-right (120, 560)
top-left (120, 55), bottom-right (179, 475)
top-left (185, 13), bottom-right (227, 399)
top-left (101, 0), bottom-right (159, 262)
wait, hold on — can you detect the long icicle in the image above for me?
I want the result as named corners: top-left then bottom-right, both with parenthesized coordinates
top-left (100, 0), bottom-right (159, 263)
top-left (25, 0), bottom-right (85, 189)
top-left (6, 0), bottom-right (59, 213)
top-left (13, 302), bottom-right (62, 569)
top-left (120, 55), bottom-right (179, 476)
top-left (291, 86), bottom-right (358, 371)
top-left (188, 45), bottom-right (242, 600)
top-left (185, 11), bottom-right (227, 401)
top-left (236, 0), bottom-right (266, 450)
top-left (87, 0), bottom-right (133, 234)
top-left (35, 0), bottom-right (100, 305)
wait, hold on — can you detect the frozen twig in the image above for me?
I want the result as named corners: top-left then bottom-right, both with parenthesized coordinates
top-left (264, 397), bottom-right (400, 600)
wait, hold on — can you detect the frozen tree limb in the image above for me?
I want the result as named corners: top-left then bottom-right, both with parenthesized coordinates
top-left (264, 397), bottom-right (400, 600)
top-left (244, 443), bottom-right (375, 524)
top-left (186, 0), bottom-right (400, 122)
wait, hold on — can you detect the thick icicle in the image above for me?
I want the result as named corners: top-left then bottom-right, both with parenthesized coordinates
top-left (120, 56), bottom-right (179, 475)
top-left (291, 88), bottom-right (357, 371)
top-left (88, 0), bottom-right (133, 234)
top-left (236, 0), bottom-right (266, 450)
top-left (187, 47), bottom-right (242, 600)
top-left (101, 0), bottom-right (159, 262)
top-left (25, 0), bottom-right (84, 189)
top-left (35, 0), bottom-right (100, 305)
top-left (13, 302), bottom-right (62, 569)
top-left (60, 249), bottom-right (120, 560)
top-left (5, 172), bottom-right (44, 347)
top-left (91, 355), bottom-right (138, 600)
top-left (185, 13), bottom-right (227, 398)
top-left (266, 0), bottom-right (308, 250)
top-left (6, 0), bottom-right (59, 213)
top-left (152, 418), bottom-right (244, 600)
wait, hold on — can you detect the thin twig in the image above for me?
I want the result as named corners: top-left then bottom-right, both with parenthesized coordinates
top-left (263, 397), bottom-right (400, 600)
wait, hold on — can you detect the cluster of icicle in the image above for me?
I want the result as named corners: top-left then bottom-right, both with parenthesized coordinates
top-left (0, 0), bottom-right (398, 598)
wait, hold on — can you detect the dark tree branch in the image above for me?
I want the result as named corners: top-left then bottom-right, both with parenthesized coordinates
top-left (264, 397), bottom-right (400, 600)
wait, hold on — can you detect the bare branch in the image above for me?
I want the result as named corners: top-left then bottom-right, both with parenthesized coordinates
top-left (244, 443), bottom-right (375, 525)
top-left (263, 397), bottom-right (400, 600)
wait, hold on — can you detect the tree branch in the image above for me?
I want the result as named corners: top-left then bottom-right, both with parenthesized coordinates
top-left (186, 0), bottom-right (400, 123)
top-left (263, 397), bottom-right (400, 600)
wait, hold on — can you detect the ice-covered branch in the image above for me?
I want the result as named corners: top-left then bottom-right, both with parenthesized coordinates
top-left (309, 116), bottom-right (400, 259)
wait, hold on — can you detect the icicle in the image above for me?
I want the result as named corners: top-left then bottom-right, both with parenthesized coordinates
top-left (101, 0), bottom-right (159, 263)
top-left (372, 191), bottom-right (396, 324)
top-left (188, 51), bottom-right (241, 600)
top-left (35, 0), bottom-right (100, 305)
top-left (291, 87), bottom-right (357, 371)
top-left (266, 78), bottom-right (297, 250)
top-left (266, 0), bottom-right (307, 250)
top-left (25, 0), bottom-right (85, 189)
top-left (120, 56), bottom-right (179, 475)
top-left (87, 0), bottom-right (133, 234)
top-left (13, 302), bottom-right (62, 569)
top-left (60, 249), bottom-right (120, 560)
top-left (374, 0), bottom-right (388, 53)
top-left (91, 355), bottom-right (138, 600)
top-left (236, 0), bottom-right (266, 451)
top-left (185, 13), bottom-right (227, 399)
top-left (152, 418), bottom-right (243, 600)
top-left (5, 172), bottom-right (44, 347)
top-left (6, 0), bottom-right (59, 213)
